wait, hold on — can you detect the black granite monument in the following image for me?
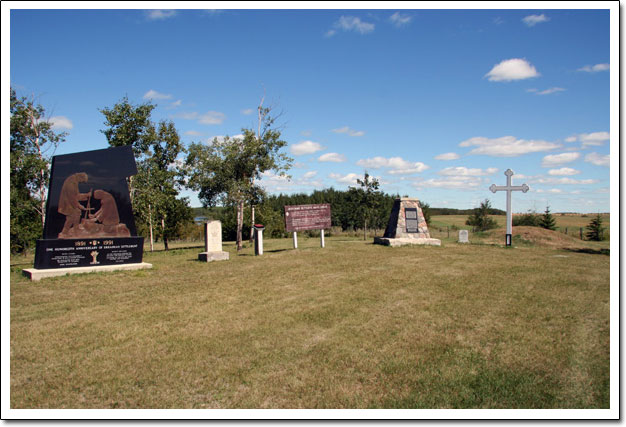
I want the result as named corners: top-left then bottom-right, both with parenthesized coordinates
top-left (32, 146), bottom-right (145, 270)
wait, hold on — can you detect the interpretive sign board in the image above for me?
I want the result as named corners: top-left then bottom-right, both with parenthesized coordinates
top-left (31, 146), bottom-right (145, 270)
top-left (284, 204), bottom-right (331, 232)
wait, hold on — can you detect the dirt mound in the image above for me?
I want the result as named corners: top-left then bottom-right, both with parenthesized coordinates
top-left (479, 226), bottom-right (590, 249)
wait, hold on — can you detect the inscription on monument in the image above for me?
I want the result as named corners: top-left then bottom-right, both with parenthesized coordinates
top-left (405, 208), bottom-right (419, 233)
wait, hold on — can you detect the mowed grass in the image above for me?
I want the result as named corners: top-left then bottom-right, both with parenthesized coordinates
top-left (10, 236), bottom-right (610, 409)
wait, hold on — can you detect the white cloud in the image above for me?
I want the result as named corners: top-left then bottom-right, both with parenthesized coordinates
top-left (145, 10), bottom-right (177, 21)
top-left (327, 16), bottom-right (375, 36)
top-left (585, 152), bottom-right (610, 167)
top-left (143, 89), bottom-right (173, 100)
top-left (318, 152), bottom-right (347, 163)
top-left (356, 156), bottom-right (429, 174)
top-left (435, 152), bottom-right (460, 161)
top-left (533, 177), bottom-right (599, 185)
top-left (170, 99), bottom-right (182, 108)
top-left (564, 136), bottom-right (578, 143)
top-left (534, 87), bottom-right (566, 95)
top-left (258, 171), bottom-right (294, 192)
top-left (241, 108), bottom-right (254, 115)
top-left (485, 58), bottom-right (540, 82)
top-left (535, 188), bottom-right (563, 194)
top-left (548, 167), bottom-right (580, 176)
top-left (331, 126), bottom-right (365, 137)
top-left (302, 171), bottom-right (318, 179)
top-left (414, 176), bottom-right (483, 190)
top-left (541, 152), bottom-right (580, 167)
top-left (185, 130), bottom-right (203, 137)
top-left (460, 136), bottom-right (559, 157)
top-left (577, 63), bottom-right (610, 73)
top-left (47, 116), bottom-right (73, 130)
top-left (291, 140), bottom-right (324, 155)
top-left (580, 132), bottom-right (610, 148)
top-left (198, 111), bottom-right (226, 125)
top-left (438, 167), bottom-right (498, 176)
top-left (389, 12), bottom-right (412, 27)
top-left (522, 14), bottom-right (550, 27)
top-left (329, 172), bottom-right (361, 185)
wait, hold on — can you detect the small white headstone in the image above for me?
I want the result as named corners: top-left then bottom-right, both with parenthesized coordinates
top-left (205, 220), bottom-right (223, 252)
top-left (199, 220), bottom-right (229, 262)
top-left (459, 229), bottom-right (469, 243)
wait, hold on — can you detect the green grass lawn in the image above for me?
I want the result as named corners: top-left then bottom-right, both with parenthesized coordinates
top-left (10, 236), bottom-right (610, 409)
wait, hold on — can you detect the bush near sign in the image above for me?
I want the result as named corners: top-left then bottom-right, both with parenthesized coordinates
top-left (284, 204), bottom-right (331, 232)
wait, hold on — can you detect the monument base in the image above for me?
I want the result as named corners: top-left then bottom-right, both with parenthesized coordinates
top-left (374, 236), bottom-right (441, 247)
top-left (198, 251), bottom-right (230, 262)
top-left (23, 262), bottom-right (153, 281)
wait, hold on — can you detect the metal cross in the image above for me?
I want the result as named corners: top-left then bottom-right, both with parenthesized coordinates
top-left (489, 169), bottom-right (529, 246)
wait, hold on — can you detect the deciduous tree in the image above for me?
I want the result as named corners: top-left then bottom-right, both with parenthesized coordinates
top-left (10, 88), bottom-right (67, 253)
top-left (185, 104), bottom-right (291, 251)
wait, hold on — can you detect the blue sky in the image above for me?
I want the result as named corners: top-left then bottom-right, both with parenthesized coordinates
top-left (7, 4), bottom-right (616, 213)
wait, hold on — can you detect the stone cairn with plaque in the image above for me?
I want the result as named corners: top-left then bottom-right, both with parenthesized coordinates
top-left (23, 146), bottom-right (152, 281)
top-left (374, 197), bottom-right (441, 247)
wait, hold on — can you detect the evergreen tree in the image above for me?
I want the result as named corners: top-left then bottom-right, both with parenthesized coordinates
top-left (539, 206), bottom-right (557, 230)
top-left (466, 199), bottom-right (498, 231)
top-left (585, 213), bottom-right (606, 241)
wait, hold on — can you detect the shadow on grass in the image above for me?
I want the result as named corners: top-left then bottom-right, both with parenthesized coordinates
top-left (145, 244), bottom-right (204, 253)
top-left (564, 247), bottom-right (610, 256)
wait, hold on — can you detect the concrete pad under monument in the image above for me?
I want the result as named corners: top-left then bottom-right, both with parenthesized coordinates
top-left (374, 198), bottom-right (441, 247)
top-left (198, 220), bottom-right (229, 262)
top-left (24, 146), bottom-right (152, 281)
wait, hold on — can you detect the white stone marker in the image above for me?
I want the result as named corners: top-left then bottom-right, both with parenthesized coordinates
top-left (459, 229), bottom-right (469, 243)
top-left (293, 231), bottom-right (298, 249)
top-left (198, 220), bottom-right (229, 262)
top-left (254, 224), bottom-right (265, 256)
top-left (489, 169), bottom-right (529, 246)
top-left (320, 229), bottom-right (325, 248)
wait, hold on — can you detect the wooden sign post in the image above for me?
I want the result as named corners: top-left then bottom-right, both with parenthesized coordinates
top-left (284, 204), bottom-right (332, 249)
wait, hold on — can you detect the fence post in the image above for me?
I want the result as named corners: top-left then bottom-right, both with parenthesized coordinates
top-left (565, 227), bottom-right (568, 235)
top-left (580, 227), bottom-right (583, 240)
top-left (447, 226), bottom-right (449, 238)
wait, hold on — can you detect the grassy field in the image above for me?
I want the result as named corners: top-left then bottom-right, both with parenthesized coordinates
top-left (428, 214), bottom-right (610, 241)
top-left (10, 230), bottom-right (610, 409)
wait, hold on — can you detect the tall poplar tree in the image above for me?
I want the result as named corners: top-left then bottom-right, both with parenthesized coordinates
top-left (10, 88), bottom-right (67, 253)
top-left (185, 105), bottom-right (291, 251)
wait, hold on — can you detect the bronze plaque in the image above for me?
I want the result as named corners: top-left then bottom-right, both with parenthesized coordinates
top-left (405, 208), bottom-right (419, 233)
top-left (284, 204), bottom-right (331, 232)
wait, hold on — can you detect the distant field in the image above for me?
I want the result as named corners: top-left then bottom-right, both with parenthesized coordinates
top-left (429, 214), bottom-right (610, 240)
top-left (10, 232), bottom-right (610, 409)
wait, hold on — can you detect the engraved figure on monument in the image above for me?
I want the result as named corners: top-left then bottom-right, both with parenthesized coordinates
top-left (91, 190), bottom-right (131, 237)
top-left (57, 172), bottom-right (93, 238)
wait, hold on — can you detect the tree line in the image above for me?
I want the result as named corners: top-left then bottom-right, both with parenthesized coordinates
top-left (10, 90), bottom-right (291, 254)
top-left (11, 89), bottom-right (606, 255)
